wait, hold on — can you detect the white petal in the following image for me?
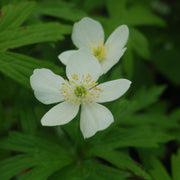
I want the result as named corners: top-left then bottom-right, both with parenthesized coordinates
top-left (72, 17), bottom-right (104, 48)
top-left (58, 50), bottom-right (78, 65)
top-left (101, 48), bottom-right (127, 73)
top-left (30, 68), bottom-right (65, 104)
top-left (106, 25), bottom-right (129, 51)
top-left (80, 102), bottom-right (114, 138)
top-left (95, 79), bottom-right (131, 103)
top-left (100, 25), bottom-right (129, 73)
top-left (66, 49), bottom-right (102, 82)
top-left (41, 101), bottom-right (79, 126)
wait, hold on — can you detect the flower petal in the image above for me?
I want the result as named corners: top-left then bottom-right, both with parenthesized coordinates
top-left (80, 102), bottom-right (114, 138)
top-left (101, 48), bottom-right (127, 73)
top-left (58, 50), bottom-right (78, 65)
top-left (106, 25), bottom-right (129, 51)
top-left (95, 79), bottom-right (131, 103)
top-left (72, 17), bottom-right (104, 48)
top-left (41, 101), bottom-right (79, 126)
top-left (30, 68), bottom-right (65, 104)
top-left (66, 49), bottom-right (102, 82)
top-left (101, 25), bottom-right (129, 73)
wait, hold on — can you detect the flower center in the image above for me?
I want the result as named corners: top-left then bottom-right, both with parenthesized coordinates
top-left (74, 85), bottom-right (87, 97)
top-left (60, 74), bottom-right (103, 105)
top-left (89, 40), bottom-right (109, 61)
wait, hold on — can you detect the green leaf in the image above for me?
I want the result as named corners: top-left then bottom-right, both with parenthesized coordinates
top-left (0, 2), bottom-right (36, 31)
top-left (123, 5), bottom-right (166, 27)
top-left (0, 51), bottom-right (63, 88)
top-left (106, 0), bottom-right (127, 19)
top-left (0, 132), bottom-right (73, 180)
top-left (119, 113), bottom-right (178, 128)
top-left (148, 157), bottom-right (172, 180)
top-left (0, 22), bottom-right (71, 51)
top-left (35, 2), bottom-right (86, 22)
top-left (91, 149), bottom-right (152, 180)
top-left (53, 161), bottom-right (129, 180)
top-left (130, 28), bottom-right (150, 59)
top-left (171, 149), bottom-right (180, 180)
top-left (0, 154), bottom-right (38, 180)
top-left (88, 126), bottom-right (173, 152)
top-left (123, 44), bottom-right (134, 78)
top-left (152, 49), bottom-right (180, 85)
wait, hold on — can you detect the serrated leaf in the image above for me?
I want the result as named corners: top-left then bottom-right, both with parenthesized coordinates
top-left (0, 22), bottom-right (71, 51)
top-left (91, 149), bottom-right (152, 180)
top-left (0, 51), bottom-right (63, 88)
top-left (0, 132), bottom-right (73, 180)
top-left (0, 2), bottom-right (36, 31)
top-left (53, 161), bottom-right (129, 180)
top-left (35, 2), bottom-right (86, 22)
top-left (88, 126), bottom-right (173, 152)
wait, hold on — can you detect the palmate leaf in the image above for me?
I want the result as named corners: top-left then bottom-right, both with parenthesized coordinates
top-left (88, 126), bottom-right (173, 153)
top-left (0, 2), bottom-right (36, 31)
top-left (51, 161), bottom-right (129, 180)
top-left (0, 22), bottom-right (71, 51)
top-left (92, 149), bottom-right (152, 180)
top-left (0, 51), bottom-right (63, 88)
top-left (35, 1), bottom-right (87, 22)
top-left (0, 132), bottom-right (73, 180)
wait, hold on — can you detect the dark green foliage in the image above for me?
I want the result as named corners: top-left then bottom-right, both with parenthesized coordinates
top-left (0, 0), bottom-right (179, 179)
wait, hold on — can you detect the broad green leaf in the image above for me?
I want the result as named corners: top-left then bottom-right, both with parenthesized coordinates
top-left (123, 5), bottom-right (166, 27)
top-left (0, 51), bottom-right (63, 88)
top-left (0, 22), bottom-right (71, 51)
top-left (172, 149), bottom-right (180, 180)
top-left (0, 2), bottom-right (36, 31)
top-left (91, 149), bottom-right (152, 180)
top-left (106, 0), bottom-right (127, 19)
top-left (130, 28), bottom-right (150, 59)
top-left (35, 2), bottom-right (86, 22)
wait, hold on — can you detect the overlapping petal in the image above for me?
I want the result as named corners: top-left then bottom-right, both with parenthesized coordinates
top-left (101, 48), bottom-right (127, 73)
top-left (72, 17), bottom-right (104, 48)
top-left (95, 79), bottom-right (131, 103)
top-left (80, 102), bottom-right (114, 138)
top-left (30, 68), bottom-right (65, 104)
top-left (58, 50), bottom-right (78, 65)
top-left (66, 49), bottom-right (102, 82)
top-left (41, 101), bottom-right (79, 126)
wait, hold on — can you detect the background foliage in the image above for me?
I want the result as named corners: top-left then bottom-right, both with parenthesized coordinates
top-left (0, 0), bottom-right (179, 179)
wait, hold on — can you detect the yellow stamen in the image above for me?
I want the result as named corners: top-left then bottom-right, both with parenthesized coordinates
top-left (59, 74), bottom-right (103, 105)
top-left (89, 40), bottom-right (109, 61)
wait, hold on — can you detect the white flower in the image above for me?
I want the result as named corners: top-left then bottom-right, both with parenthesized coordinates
top-left (58, 17), bottom-right (129, 74)
top-left (30, 50), bottom-right (131, 138)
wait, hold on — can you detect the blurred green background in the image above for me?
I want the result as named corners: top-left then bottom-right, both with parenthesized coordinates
top-left (0, 0), bottom-right (180, 179)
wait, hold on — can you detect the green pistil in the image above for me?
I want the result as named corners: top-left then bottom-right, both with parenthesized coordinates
top-left (74, 85), bottom-right (87, 97)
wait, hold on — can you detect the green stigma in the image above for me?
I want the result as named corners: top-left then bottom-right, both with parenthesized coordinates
top-left (74, 85), bottom-right (87, 97)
